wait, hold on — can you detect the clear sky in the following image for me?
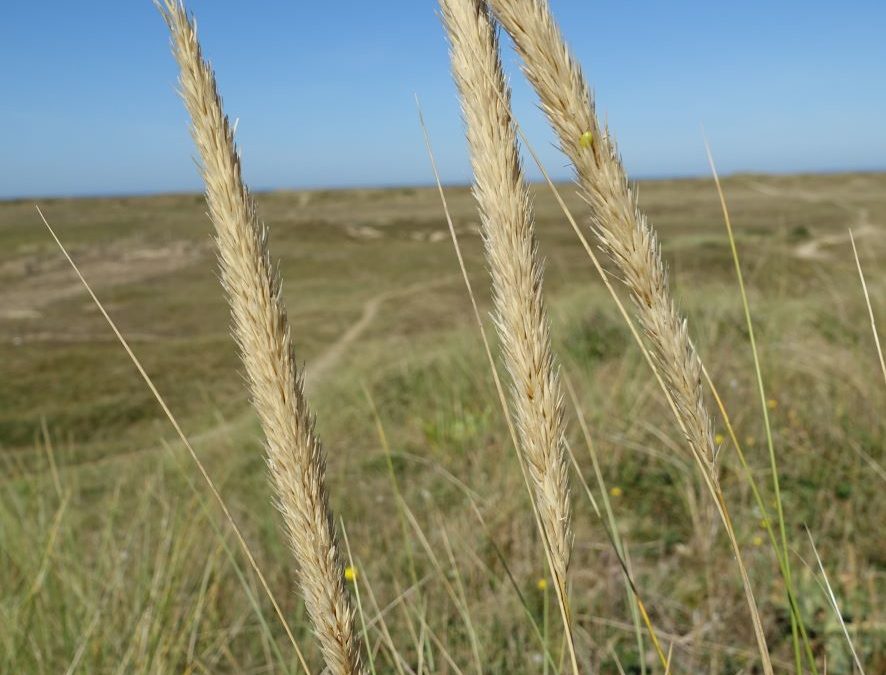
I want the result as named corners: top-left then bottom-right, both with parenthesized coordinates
top-left (1, 1), bottom-right (884, 198)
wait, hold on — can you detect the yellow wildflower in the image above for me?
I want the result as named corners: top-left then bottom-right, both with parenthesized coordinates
top-left (609, 486), bottom-right (623, 498)
top-left (536, 578), bottom-right (548, 591)
top-left (752, 535), bottom-right (764, 547)
top-left (767, 398), bottom-right (778, 410)
top-left (344, 566), bottom-right (357, 582)
top-left (714, 433), bottom-right (725, 445)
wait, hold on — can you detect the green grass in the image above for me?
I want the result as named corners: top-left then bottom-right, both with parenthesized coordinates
top-left (1, 173), bottom-right (884, 672)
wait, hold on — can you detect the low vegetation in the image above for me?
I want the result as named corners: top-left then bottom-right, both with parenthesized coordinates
top-left (0, 0), bottom-right (883, 672)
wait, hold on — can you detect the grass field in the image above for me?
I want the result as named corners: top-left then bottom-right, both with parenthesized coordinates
top-left (1, 172), bottom-right (884, 672)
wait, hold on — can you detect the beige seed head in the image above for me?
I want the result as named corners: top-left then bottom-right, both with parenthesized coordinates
top-left (156, 2), bottom-right (363, 673)
top-left (488, 2), bottom-right (774, 672)
top-left (439, 0), bottom-right (572, 585)
top-left (488, 0), bottom-right (716, 472)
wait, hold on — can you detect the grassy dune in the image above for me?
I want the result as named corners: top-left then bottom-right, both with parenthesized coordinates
top-left (1, 173), bottom-right (884, 672)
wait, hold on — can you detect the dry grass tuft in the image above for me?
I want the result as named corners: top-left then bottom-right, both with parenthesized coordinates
top-left (156, 2), bottom-right (363, 672)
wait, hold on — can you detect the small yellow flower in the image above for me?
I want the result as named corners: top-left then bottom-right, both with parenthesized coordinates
top-left (344, 566), bottom-right (357, 582)
top-left (579, 131), bottom-right (594, 148)
top-left (752, 535), bottom-right (764, 547)
top-left (536, 578), bottom-right (548, 591)
top-left (759, 519), bottom-right (769, 530)
top-left (767, 398), bottom-right (778, 410)
top-left (745, 436), bottom-right (756, 446)
top-left (714, 433), bottom-right (725, 445)
top-left (609, 486), bottom-right (623, 498)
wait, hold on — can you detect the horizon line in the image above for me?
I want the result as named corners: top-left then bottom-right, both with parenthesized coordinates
top-left (3, 166), bottom-right (885, 204)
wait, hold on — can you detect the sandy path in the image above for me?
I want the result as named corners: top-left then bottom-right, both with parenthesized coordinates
top-left (0, 240), bottom-right (207, 321)
top-left (305, 276), bottom-right (455, 386)
top-left (793, 211), bottom-right (876, 260)
top-left (748, 181), bottom-right (879, 260)
top-left (184, 275), bottom-right (457, 447)
top-left (5, 274), bottom-right (457, 475)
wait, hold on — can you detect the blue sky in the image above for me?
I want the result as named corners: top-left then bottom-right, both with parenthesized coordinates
top-left (1, 0), bottom-right (884, 198)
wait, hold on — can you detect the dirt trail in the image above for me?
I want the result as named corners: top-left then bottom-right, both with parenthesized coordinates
top-left (178, 277), bottom-right (452, 454)
top-left (748, 181), bottom-right (879, 260)
top-left (185, 275), bottom-right (457, 447)
top-left (305, 276), bottom-right (454, 386)
top-left (793, 209), bottom-right (876, 260)
top-left (6, 275), bottom-right (457, 476)
top-left (188, 274), bottom-right (456, 452)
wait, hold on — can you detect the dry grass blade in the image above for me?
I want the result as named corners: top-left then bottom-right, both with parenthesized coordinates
top-left (438, 0), bottom-right (574, 668)
top-left (664, 643), bottom-right (675, 675)
top-left (156, 2), bottom-right (362, 672)
top-left (340, 522), bottom-right (378, 675)
top-left (401, 502), bottom-right (483, 675)
top-left (562, 376), bottom-right (668, 671)
top-left (850, 230), bottom-right (886, 388)
top-left (804, 527), bottom-right (866, 674)
top-left (705, 142), bottom-right (816, 673)
top-left (35, 207), bottom-right (311, 675)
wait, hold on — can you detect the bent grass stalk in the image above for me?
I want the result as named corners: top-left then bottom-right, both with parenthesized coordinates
top-left (362, 386), bottom-right (431, 671)
top-left (487, 0), bottom-right (716, 510)
top-left (466, 45), bottom-right (771, 673)
top-left (423, 92), bottom-right (665, 670)
top-left (437, 0), bottom-right (576, 669)
top-left (486, 0), bottom-right (772, 669)
top-left (157, 2), bottom-right (362, 672)
top-left (496, 99), bottom-right (768, 673)
top-left (339, 522), bottom-right (377, 675)
top-left (422, 75), bottom-right (756, 672)
top-left (417, 98), bottom-right (578, 671)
